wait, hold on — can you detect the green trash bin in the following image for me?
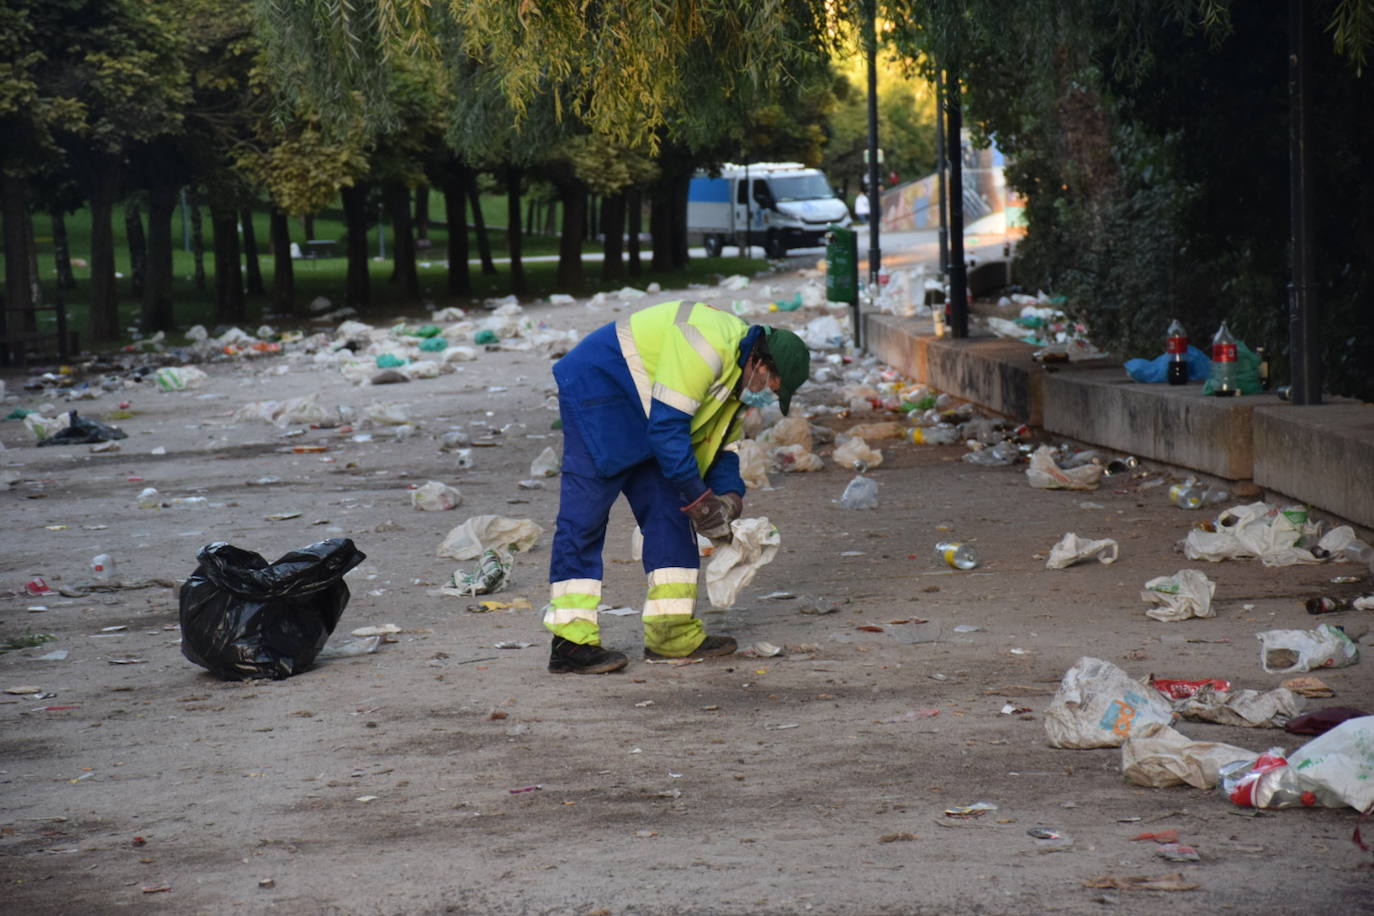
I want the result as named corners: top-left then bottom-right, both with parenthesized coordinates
top-left (825, 225), bottom-right (859, 306)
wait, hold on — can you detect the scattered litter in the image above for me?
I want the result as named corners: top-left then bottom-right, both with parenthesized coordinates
top-left (1140, 569), bottom-right (1215, 621)
top-left (493, 641), bottom-right (532, 650)
top-left (36, 649), bottom-right (69, 661)
top-left (839, 475), bottom-right (879, 510)
top-left (1281, 675), bottom-right (1334, 698)
top-left (445, 549), bottom-right (513, 596)
top-left (1285, 707), bottom-right (1370, 736)
top-left (1150, 678), bottom-right (1231, 700)
top-left (944, 801), bottom-right (998, 818)
top-left (1121, 725), bottom-right (1258, 789)
top-left (36, 411), bottom-right (127, 446)
top-left (1182, 502), bottom-right (1333, 567)
top-left (351, 624), bottom-right (401, 637)
top-left (265, 512), bottom-right (301, 521)
top-left (509, 784), bottom-right (542, 794)
top-left (5, 685), bottom-right (45, 695)
top-left (529, 447), bottom-right (560, 478)
top-left (1082, 874), bottom-right (1199, 892)
top-left (437, 516), bottom-right (543, 560)
top-left (740, 642), bottom-right (783, 658)
top-left (952, 624), bottom-right (982, 633)
top-left (412, 481), bottom-right (463, 511)
top-left (155, 366), bottom-right (208, 391)
top-left (1026, 445), bottom-right (1102, 490)
top-left (1045, 532), bottom-right (1119, 569)
top-left (705, 517), bottom-right (780, 608)
top-left (317, 635), bottom-right (383, 658)
top-left (1157, 843), bottom-right (1201, 863)
top-left (1173, 684), bottom-right (1302, 728)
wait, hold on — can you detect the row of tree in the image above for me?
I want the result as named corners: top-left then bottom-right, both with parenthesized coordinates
top-left (1, 0), bottom-right (939, 348)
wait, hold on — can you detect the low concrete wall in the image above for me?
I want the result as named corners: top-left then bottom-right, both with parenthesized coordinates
top-left (1253, 402), bottom-right (1374, 529)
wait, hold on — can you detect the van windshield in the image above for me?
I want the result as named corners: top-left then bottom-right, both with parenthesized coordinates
top-left (768, 174), bottom-right (834, 202)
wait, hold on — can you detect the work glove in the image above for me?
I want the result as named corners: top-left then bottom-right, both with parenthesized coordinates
top-left (719, 491), bottom-right (744, 522)
top-left (681, 489), bottom-right (732, 541)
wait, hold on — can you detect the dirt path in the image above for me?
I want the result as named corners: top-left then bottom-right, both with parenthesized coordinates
top-left (2, 270), bottom-right (1371, 915)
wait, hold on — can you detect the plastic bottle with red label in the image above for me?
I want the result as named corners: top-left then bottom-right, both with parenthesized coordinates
top-left (1165, 318), bottom-right (1188, 385)
top-left (1210, 321), bottom-right (1239, 396)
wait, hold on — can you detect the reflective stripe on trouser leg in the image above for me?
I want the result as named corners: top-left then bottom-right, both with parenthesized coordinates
top-left (641, 567), bottom-right (704, 656)
top-left (544, 578), bottom-right (602, 645)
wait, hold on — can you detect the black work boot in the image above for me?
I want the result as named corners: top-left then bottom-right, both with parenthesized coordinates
top-left (548, 636), bottom-right (628, 674)
top-left (644, 634), bottom-right (738, 661)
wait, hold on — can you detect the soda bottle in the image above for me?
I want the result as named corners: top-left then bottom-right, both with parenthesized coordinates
top-left (1165, 318), bottom-right (1188, 386)
top-left (909, 426), bottom-right (960, 445)
top-left (1169, 480), bottom-right (1204, 509)
top-left (935, 540), bottom-right (979, 569)
top-left (91, 554), bottom-right (115, 581)
top-left (1210, 321), bottom-right (1239, 396)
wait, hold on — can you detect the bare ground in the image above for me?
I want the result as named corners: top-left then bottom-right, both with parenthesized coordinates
top-left (2, 270), bottom-right (1372, 915)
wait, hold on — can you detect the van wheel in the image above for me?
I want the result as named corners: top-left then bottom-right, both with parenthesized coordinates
top-left (703, 235), bottom-right (723, 258)
top-left (764, 230), bottom-right (787, 259)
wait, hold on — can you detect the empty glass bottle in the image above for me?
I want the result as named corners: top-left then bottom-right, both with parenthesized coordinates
top-left (935, 540), bottom-right (979, 569)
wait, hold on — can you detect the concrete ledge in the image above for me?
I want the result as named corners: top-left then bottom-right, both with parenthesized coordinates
top-left (866, 313), bottom-right (1045, 426)
top-left (1040, 367), bottom-right (1280, 481)
top-left (1253, 402), bottom-right (1374, 529)
top-left (860, 311), bottom-right (1374, 529)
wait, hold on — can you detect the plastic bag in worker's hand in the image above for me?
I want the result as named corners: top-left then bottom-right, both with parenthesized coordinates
top-left (36, 411), bottom-right (127, 446)
top-left (179, 538), bottom-right (366, 680)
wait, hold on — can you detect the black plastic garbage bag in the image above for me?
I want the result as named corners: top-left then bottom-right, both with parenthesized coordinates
top-left (179, 538), bottom-right (366, 680)
top-left (37, 410), bottom-right (127, 446)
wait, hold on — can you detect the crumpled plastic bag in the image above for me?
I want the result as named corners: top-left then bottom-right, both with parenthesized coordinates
top-left (705, 517), bottom-right (781, 608)
top-left (1175, 685), bottom-right (1303, 728)
top-left (437, 515), bottom-right (544, 560)
top-left (35, 411), bottom-right (127, 446)
top-left (23, 411), bottom-right (71, 441)
top-left (155, 366), bottom-right (208, 391)
top-left (178, 537), bottom-right (366, 680)
top-left (529, 446), bottom-right (560, 478)
top-left (1121, 725), bottom-right (1258, 789)
top-left (1286, 716), bottom-right (1374, 811)
top-left (1123, 345), bottom-right (1211, 383)
top-left (363, 402), bottom-right (413, 426)
top-left (1258, 623), bottom-right (1359, 674)
top-left (234, 393), bottom-right (329, 428)
top-left (833, 436), bottom-right (883, 471)
top-left (411, 480), bottom-right (462, 511)
top-left (1046, 532), bottom-right (1119, 569)
top-left (445, 549), bottom-right (512, 596)
top-left (729, 439), bottom-right (770, 490)
top-left (1140, 569), bottom-right (1215, 621)
top-left (1026, 445), bottom-right (1101, 490)
top-left (799, 314), bottom-right (847, 350)
top-left (1182, 502), bottom-right (1318, 566)
top-left (843, 421), bottom-right (907, 441)
top-left (770, 444), bottom-right (824, 472)
top-left (759, 416), bottom-right (812, 450)
top-left (1045, 656), bottom-right (1175, 749)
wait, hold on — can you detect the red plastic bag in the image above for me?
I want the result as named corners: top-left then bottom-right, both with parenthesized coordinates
top-left (1151, 677), bottom-right (1231, 700)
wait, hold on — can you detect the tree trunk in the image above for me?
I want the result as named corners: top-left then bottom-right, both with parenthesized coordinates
top-left (88, 177), bottom-right (121, 341)
top-left (241, 208), bottom-right (265, 296)
top-left (209, 202), bottom-right (245, 323)
top-left (600, 193), bottom-right (626, 282)
top-left (627, 188), bottom-right (643, 276)
top-left (672, 174), bottom-right (690, 269)
top-left (189, 196), bottom-right (206, 291)
top-left (23, 205), bottom-right (41, 308)
top-left (270, 208), bottom-right (295, 315)
top-left (442, 163), bottom-right (471, 297)
top-left (552, 170), bottom-right (585, 290)
top-left (2, 174), bottom-right (34, 335)
top-left (302, 213), bottom-right (315, 240)
top-left (506, 167), bottom-right (525, 295)
top-left (414, 184), bottom-right (429, 241)
top-left (649, 183), bottom-right (673, 272)
top-left (141, 183), bottom-right (177, 333)
top-left (51, 209), bottom-right (76, 290)
top-left (124, 197), bottom-right (146, 298)
top-left (340, 183), bottom-right (371, 310)
top-left (385, 182), bottom-right (420, 300)
top-left (467, 171), bottom-right (497, 276)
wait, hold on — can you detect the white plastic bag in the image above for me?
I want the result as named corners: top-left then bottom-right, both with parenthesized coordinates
top-left (1121, 725), bottom-right (1258, 789)
top-left (1026, 445), bottom-right (1101, 490)
top-left (729, 439), bottom-right (770, 490)
top-left (1286, 716), bottom-right (1374, 811)
top-left (1183, 502), bottom-right (1315, 566)
top-left (1140, 569), bottom-right (1216, 622)
top-left (759, 416), bottom-right (813, 450)
top-left (437, 515), bottom-right (544, 560)
top-left (155, 366), bottom-right (208, 391)
top-left (1257, 623), bottom-right (1359, 674)
top-left (833, 436), bottom-right (883, 471)
top-left (705, 517), bottom-right (781, 608)
top-left (529, 446), bottom-right (560, 478)
top-left (770, 444), bottom-right (824, 472)
top-left (799, 314), bottom-right (847, 350)
top-left (363, 402), bottom-right (412, 426)
top-left (839, 476), bottom-right (878, 510)
top-left (1044, 656), bottom-right (1175, 749)
top-left (1046, 532), bottom-right (1119, 569)
top-left (1176, 685), bottom-right (1303, 728)
top-left (411, 481), bottom-right (462, 511)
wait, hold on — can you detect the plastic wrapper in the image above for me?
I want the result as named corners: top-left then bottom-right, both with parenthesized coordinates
top-left (155, 366), bottom-right (208, 391)
top-left (1120, 725), bottom-right (1258, 789)
top-left (179, 538), bottom-right (366, 680)
top-left (842, 421), bottom-right (907, 441)
top-left (448, 549), bottom-right (512, 595)
top-left (1026, 445), bottom-right (1101, 490)
top-left (1182, 501), bottom-right (1322, 566)
top-left (1175, 685), bottom-right (1303, 728)
top-left (840, 476), bottom-right (878, 510)
top-left (1257, 623), bottom-right (1359, 674)
top-left (770, 444), bottom-right (823, 472)
top-left (411, 481), bottom-right (462, 511)
top-left (529, 446), bottom-right (560, 478)
top-left (758, 416), bottom-right (813, 450)
top-left (437, 515), bottom-right (544, 560)
top-left (833, 436), bottom-right (883, 471)
top-left (1222, 749), bottom-right (1345, 809)
top-left (35, 411), bottom-right (127, 446)
top-left (1140, 569), bottom-right (1215, 622)
top-left (705, 517), bottom-right (781, 608)
top-left (729, 439), bottom-right (770, 490)
top-left (1045, 532), bottom-right (1119, 569)
top-left (234, 393), bottom-right (329, 428)
top-left (1044, 656), bottom-right (1175, 749)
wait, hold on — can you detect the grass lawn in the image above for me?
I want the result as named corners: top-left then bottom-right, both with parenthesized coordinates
top-left (23, 194), bottom-right (767, 349)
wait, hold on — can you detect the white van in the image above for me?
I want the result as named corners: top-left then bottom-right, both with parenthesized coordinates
top-left (687, 162), bottom-right (851, 258)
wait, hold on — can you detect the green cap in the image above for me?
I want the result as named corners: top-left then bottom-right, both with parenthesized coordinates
top-left (763, 327), bottom-right (810, 415)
